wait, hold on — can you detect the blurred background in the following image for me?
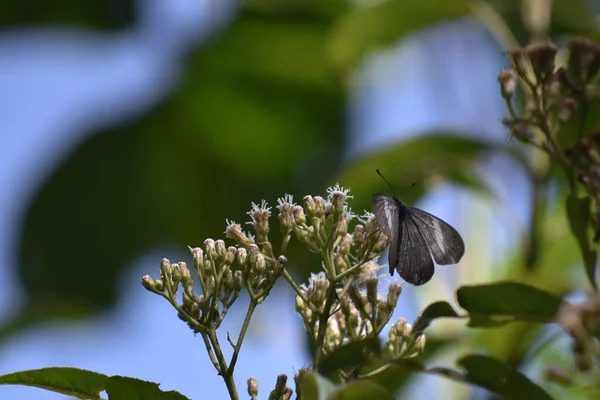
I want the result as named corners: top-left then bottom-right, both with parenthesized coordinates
top-left (0, 0), bottom-right (599, 398)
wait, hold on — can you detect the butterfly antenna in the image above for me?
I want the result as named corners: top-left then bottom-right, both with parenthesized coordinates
top-left (376, 169), bottom-right (397, 197)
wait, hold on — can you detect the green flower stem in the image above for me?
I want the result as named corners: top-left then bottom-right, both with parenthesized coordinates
top-left (313, 243), bottom-right (340, 369)
top-left (208, 329), bottom-right (239, 400)
top-left (313, 281), bottom-right (337, 370)
top-left (281, 268), bottom-right (318, 313)
top-left (227, 299), bottom-right (257, 377)
top-left (335, 261), bottom-right (366, 281)
top-left (201, 333), bottom-right (221, 372)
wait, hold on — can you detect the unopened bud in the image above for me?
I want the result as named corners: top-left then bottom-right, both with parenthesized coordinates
top-left (247, 377), bottom-right (259, 397)
top-left (236, 248), bottom-right (247, 267)
top-left (233, 270), bottom-right (244, 291)
top-left (393, 318), bottom-right (412, 339)
top-left (214, 240), bottom-right (226, 262)
top-left (293, 205), bottom-right (306, 226)
top-left (142, 275), bottom-right (155, 291)
top-left (160, 258), bottom-right (171, 281)
top-left (190, 247), bottom-right (204, 270)
top-left (387, 283), bottom-right (402, 309)
top-left (225, 246), bottom-right (237, 265)
top-left (334, 254), bottom-right (348, 273)
top-left (255, 253), bottom-right (267, 274)
top-left (412, 334), bottom-right (426, 354)
top-left (365, 278), bottom-right (379, 308)
top-left (312, 196), bottom-right (326, 219)
top-left (154, 279), bottom-right (163, 291)
top-left (171, 263), bottom-right (182, 284)
top-left (498, 68), bottom-right (517, 99)
top-left (353, 224), bottom-right (365, 249)
top-left (338, 234), bottom-right (352, 256)
top-left (204, 239), bottom-right (216, 258)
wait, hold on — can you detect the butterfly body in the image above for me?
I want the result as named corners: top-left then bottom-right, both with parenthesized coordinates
top-left (372, 193), bottom-right (465, 286)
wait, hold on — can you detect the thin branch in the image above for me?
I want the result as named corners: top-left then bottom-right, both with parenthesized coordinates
top-left (227, 300), bottom-right (258, 376)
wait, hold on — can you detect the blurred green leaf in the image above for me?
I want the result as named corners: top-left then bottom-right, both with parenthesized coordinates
top-left (335, 135), bottom-right (521, 214)
top-left (326, 0), bottom-right (469, 71)
top-left (14, 5), bottom-right (345, 338)
top-left (412, 301), bottom-right (461, 335)
top-left (566, 194), bottom-right (597, 290)
top-left (384, 355), bottom-right (552, 400)
top-left (0, 368), bottom-right (190, 400)
top-left (0, 367), bottom-right (107, 399)
top-left (456, 282), bottom-right (564, 327)
top-left (456, 354), bottom-right (552, 400)
top-left (329, 380), bottom-right (395, 400)
top-left (104, 376), bottom-right (190, 400)
top-left (299, 371), bottom-right (339, 400)
top-left (318, 337), bottom-right (381, 377)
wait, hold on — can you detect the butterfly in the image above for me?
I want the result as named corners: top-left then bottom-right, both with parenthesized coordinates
top-left (372, 171), bottom-right (465, 286)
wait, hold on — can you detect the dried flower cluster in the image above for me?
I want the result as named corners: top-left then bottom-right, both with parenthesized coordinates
top-left (500, 38), bottom-right (600, 241)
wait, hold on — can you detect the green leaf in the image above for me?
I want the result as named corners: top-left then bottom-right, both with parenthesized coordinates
top-left (456, 282), bottom-right (564, 327)
top-left (335, 135), bottom-right (520, 214)
top-left (566, 194), bottom-right (597, 290)
top-left (412, 301), bottom-right (461, 335)
top-left (298, 371), bottom-right (339, 400)
top-left (456, 354), bottom-right (553, 400)
top-left (104, 376), bottom-right (190, 400)
top-left (385, 355), bottom-right (552, 400)
top-left (329, 380), bottom-right (395, 400)
top-left (318, 337), bottom-right (382, 377)
top-left (0, 368), bottom-right (191, 400)
top-left (326, 0), bottom-right (470, 71)
top-left (0, 367), bottom-right (107, 399)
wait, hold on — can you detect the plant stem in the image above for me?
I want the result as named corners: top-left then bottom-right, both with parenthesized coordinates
top-left (207, 329), bottom-right (239, 400)
top-left (313, 282), bottom-right (336, 371)
top-left (228, 300), bottom-right (257, 375)
top-left (281, 268), bottom-right (318, 313)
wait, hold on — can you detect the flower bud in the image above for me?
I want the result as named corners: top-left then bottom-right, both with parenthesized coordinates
top-left (372, 233), bottom-right (390, 253)
top-left (248, 201), bottom-right (270, 242)
top-left (236, 247), bottom-right (247, 267)
top-left (293, 205), bottom-right (306, 226)
top-left (153, 279), bottom-right (163, 291)
top-left (334, 254), bottom-right (348, 273)
top-left (160, 258), bottom-right (171, 281)
top-left (255, 253), bottom-right (267, 274)
top-left (365, 278), bottom-right (379, 308)
top-left (247, 244), bottom-right (259, 269)
top-left (498, 68), bottom-right (517, 99)
top-left (393, 318), bottom-right (412, 340)
top-left (353, 224), bottom-right (365, 248)
top-left (247, 377), bottom-right (259, 397)
top-left (142, 275), bottom-right (155, 291)
top-left (303, 195), bottom-right (317, 218)
top-left (412, 334), bottom-right (426, 355)
top-left (312, 196), bottom-right (326, 219)
top-left (212, 240), bottom-right (225, 262)
top-left (233, 270), bottom-right (244, 291)
top-left (338, 234), bottom-right (352, 256)
top-left (204, 239), bottom-right (216, 259)
top-left (364, 214), bottom-right (379, 237)
top-left (190, 247), bottom-right (204, 271)
top-left (224, 246), bottom-right (236, 265)
top-left (387, 283), bottom-right (403, 310)
top-left (171, 263), bottom-right (182, 284)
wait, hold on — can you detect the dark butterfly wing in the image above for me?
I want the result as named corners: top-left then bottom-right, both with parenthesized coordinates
top-left (406, 207), bottom-right (465, 265)
top-left (372, 194), bottom-right (400, 238)
top-left (393, 214), bottom-right (435, 285)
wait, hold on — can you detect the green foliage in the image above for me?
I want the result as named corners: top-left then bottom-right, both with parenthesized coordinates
top-left (566, 194), bottom-right (598, 290)
top-left (0, 368), bottom-right (190, 400)
top-left (457, 282), bottom-right (564, 327)
top-left (326, 0), bottom-right (469, 71)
